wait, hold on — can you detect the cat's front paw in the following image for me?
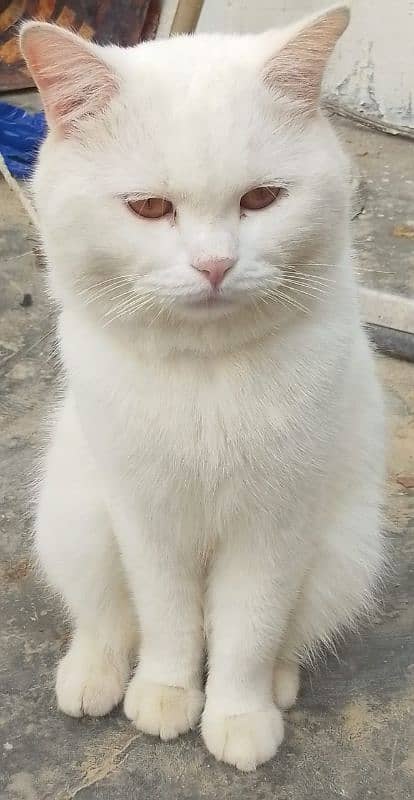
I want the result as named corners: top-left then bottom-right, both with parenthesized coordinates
top-left (56, 643), bottom-right (128, 718)
top-left (202, 706), bottom-right (284, 771)
top-left (124, 678), bottom-right (204, 740)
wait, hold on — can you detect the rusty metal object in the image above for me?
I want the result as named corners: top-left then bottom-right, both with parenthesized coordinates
top-left (325, 100), bottom-right (414, 142)
top-left (0, 0), bottom-right (160, 91)
top-left (361, 289), bottom-right (414, 363)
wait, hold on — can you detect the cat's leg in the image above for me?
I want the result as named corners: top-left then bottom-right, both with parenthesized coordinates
top-left (273, 658), bottom-right (301, 710)
top-left (274, 491), bottom-right (384, 694)
top-left (36, 398), bottom-right (137, 717)
top-left (201, 522), bottom-right (303, 771)
top-left (122, 529), bottom-right (205, 740)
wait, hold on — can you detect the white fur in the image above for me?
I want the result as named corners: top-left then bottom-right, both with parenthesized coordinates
top-left (26, 9), bottom-right (384, 771)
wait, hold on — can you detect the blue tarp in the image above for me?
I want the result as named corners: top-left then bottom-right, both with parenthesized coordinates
top-left (0, 102), bottom-right (47, 179)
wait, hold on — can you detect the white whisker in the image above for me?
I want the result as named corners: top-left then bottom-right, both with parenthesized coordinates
top-left (272, 288), bottom-right (310, 314)
top-left (282, 283), bottom-right (327, 302)
top-left (282, 278), bottom-right (330, 295)
top-left (82, 282), bottom-right (134, 307)
top-left (260, 285), bottom-right (310, 315)
top-left (282, 269), bottom-right (336, 284)
top-left (265, 283), bottom-right (311, 312)
top-left (102, 288), bottom-right (139, 317)
top-left (104, 292), bottom-right (158, 328)
top-left (77, 274), bottom-right (134, 294)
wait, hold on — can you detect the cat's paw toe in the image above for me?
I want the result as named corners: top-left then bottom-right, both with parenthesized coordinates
top-left (202, 706), bottom-right (284, 771)
top-left (273, 661), bottom-right (300, 709)
top-left (124, 679), bottom-right (204, 740)
top-left (56, 646), bottom-right (127, 717)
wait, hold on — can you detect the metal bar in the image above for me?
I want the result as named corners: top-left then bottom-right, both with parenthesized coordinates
top-left (359, 288), bottom-right (414, 336)
top-left (365, 324), bottom-right (414, 363)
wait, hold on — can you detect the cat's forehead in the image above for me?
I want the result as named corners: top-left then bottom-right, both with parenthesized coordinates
top-left (123, 33), bottom-right (271, 88)
top-left (120, 34), bottom-right (272, 131)
top-left (107, 34), bottom-right (292, 194)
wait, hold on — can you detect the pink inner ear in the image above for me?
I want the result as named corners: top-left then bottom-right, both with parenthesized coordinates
top-left (263, 7), bottom-right (350, 112)
top-left (21, 25), bottom-right (118, 130)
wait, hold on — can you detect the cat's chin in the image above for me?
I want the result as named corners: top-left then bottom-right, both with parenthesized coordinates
top-left (175, 292), bottom-right (239, 320)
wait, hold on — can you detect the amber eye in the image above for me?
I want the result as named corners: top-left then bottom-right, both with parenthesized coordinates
top-left (240, 186), bottom-right (280, 211)
top-left (127, 197), bottom-right (173, 219)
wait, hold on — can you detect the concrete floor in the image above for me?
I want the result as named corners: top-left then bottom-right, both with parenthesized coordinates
top-left (1, 112), bottom-right (413, 799)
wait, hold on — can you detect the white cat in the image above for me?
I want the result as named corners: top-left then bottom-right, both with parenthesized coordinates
top-left (21, 4), bottom-right (385, 771)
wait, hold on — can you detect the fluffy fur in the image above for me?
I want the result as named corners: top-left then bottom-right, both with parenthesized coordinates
top-left (21, 5), bottom-right (385, 771)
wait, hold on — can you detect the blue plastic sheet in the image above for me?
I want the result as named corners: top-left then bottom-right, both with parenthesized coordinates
top-left (0, 102), bottom-right (47, 179)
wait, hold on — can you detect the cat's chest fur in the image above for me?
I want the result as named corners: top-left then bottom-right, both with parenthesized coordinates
top-left (66, 321), bottom-right (282, 450)
top-left (60, 311), bottom-right (340, 513)
top-left (61, 310), bottom-right (337, 525)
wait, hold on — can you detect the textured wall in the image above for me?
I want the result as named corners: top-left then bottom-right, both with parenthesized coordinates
top-left (197, 0), bottom-right (414, 135)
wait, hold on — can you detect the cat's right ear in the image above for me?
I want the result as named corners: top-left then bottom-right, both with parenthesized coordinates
top-left (262, 5), bottom-right (350, 113)
top-left (20, 22), bottom-right (119, 132)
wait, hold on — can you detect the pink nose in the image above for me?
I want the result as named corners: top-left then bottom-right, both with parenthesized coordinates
top-left (192, 257), bottom-right (235, 288)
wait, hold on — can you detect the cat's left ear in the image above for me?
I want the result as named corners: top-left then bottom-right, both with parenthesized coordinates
top-left (263, 5), bottom-right (350, 113)
top-left (20, 21), bottom-right (119, 132)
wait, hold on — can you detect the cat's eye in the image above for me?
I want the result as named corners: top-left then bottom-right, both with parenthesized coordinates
top-left (240, 187), bottom-right (280, 211)
top-left (127, 197), bottom-right (173, 219)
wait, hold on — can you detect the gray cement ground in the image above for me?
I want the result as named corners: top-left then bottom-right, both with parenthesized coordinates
top-left (1, 110), bottom-right (413, 799)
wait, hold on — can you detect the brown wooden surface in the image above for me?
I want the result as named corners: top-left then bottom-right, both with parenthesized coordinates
top-left (0, 0), bottom-right (160, 92)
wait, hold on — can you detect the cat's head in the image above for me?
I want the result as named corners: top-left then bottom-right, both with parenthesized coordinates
top-left (21, 6), bottom-right (350, 338)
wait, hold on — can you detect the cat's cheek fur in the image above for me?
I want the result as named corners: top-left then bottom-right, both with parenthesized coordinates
top-left (25, 6), bottom-right (385, 771)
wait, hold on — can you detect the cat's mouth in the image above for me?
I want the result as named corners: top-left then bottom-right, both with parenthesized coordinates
top-left (171, 289), bottom-right (237, 319)
top-left (182, 289), bottom-right (231, 308)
